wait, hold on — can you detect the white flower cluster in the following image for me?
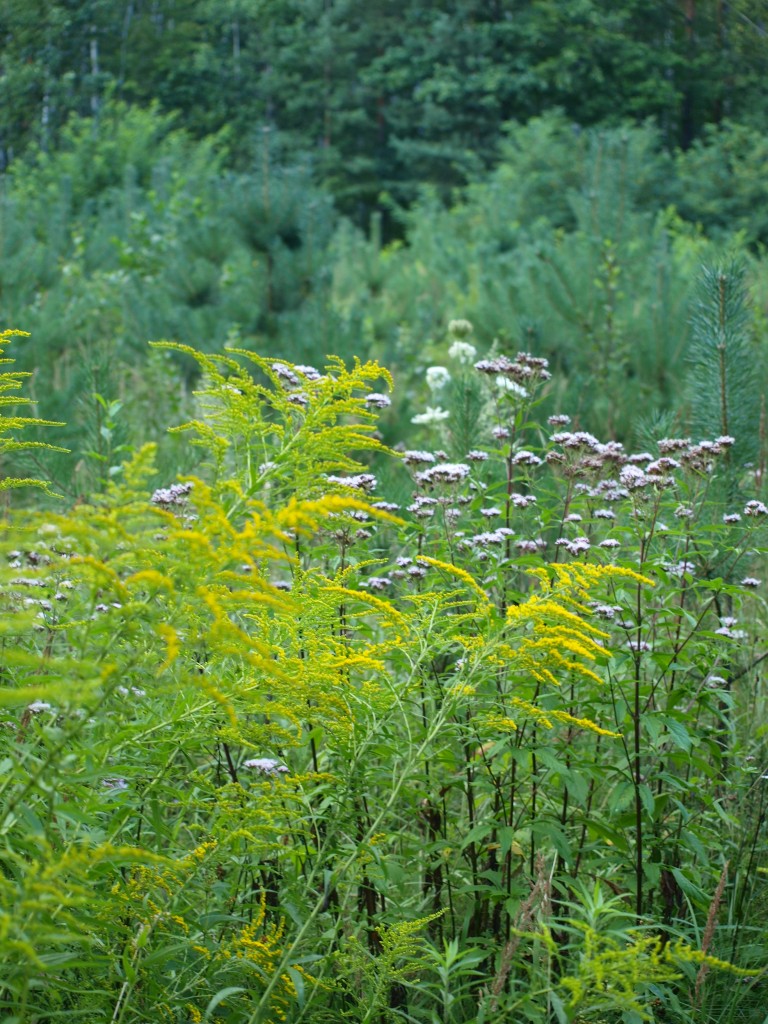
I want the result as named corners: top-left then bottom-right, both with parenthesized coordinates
top-left (243, 757), bottom-right (289, 776)
top-left (403, 450), bottom-right (436, 466)
top-left (496, 376), bottom-right (528, 398)
top-left (365, 392), bottom-right (391, 409)
top-left (448, 318), bottom-right (474, 338)
top-left (461, 527), bottom-right (515, 549)
top-left (327, 473), bottom-right (377, 491)
top-left (426, 366), bottom-right (451, 392)
top-left (555, 536), bottom-right (591, 556)
top-left (515, 538), bottom-right (546, 553)
top-left (411, 406), bottom-right (450, 425)
top-left (448, 340), bottom-right (477, 364)
top-left (151, 482), bottom-right (193, 506)
top-left (415, 463), bottom-right (471, 486)
top-left (361, 577), bottom-right (392, 591)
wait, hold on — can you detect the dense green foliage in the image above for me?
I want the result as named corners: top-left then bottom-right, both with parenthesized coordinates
top-left (3, 0), bottom-right (768, 209)
top-left (3, 4), bottom-right (768, 1020)
top-left (0, 104), bottom-right (341, 489)
top-left (4, 105), bottom-right (768, 496)
top-left (2, 298), bottom-right (768, 1021)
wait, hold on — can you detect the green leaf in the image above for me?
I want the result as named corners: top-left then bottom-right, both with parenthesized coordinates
top-left (638, 783), bottom-right (655, 819)
top-left (204, 987), bottom-right (246, 1019)
top-left (287, 966), bottom-right (305, 1007)
top-left (670, 867), bottom-right (708, 906)
top-left (661, 716), bottom-right (694, 752)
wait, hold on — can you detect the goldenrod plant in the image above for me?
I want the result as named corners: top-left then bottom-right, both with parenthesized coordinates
top-left (0, 330), bottom-right (68, 498)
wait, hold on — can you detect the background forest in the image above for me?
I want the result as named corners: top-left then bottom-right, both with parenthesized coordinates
top-left (3, 2), bottom-right (768, 1023)
top-left (4, 0), bottom-right (768, 486)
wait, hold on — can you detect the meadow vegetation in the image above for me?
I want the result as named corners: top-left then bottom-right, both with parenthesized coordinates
top-left (3, 3), bottom-right (768, 1020)
top-left (2, 286), bottom-right (767, 1021)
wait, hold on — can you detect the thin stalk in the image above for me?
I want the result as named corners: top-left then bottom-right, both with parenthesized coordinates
top-left (633, 573), bottom-right (644, 921)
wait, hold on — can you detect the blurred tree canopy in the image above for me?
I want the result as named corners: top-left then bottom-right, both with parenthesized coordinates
top-left (3, 0), bottom-right (768, 213)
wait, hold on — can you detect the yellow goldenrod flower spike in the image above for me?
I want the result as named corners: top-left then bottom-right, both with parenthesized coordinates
top-left (416, 555), bottom-right (492, 608)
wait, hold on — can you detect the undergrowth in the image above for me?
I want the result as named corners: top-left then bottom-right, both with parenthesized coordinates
top-left (1, 281), bottom-right (767, 1024)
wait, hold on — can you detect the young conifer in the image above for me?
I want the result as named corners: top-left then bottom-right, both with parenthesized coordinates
top-left (687, 260), bottom-right (761, 481)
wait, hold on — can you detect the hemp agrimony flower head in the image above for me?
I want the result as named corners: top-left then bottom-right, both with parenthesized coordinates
top-left (415, 463), bottom-right (471, 486)
top-left (402, 450), bottom-right (436, 466)
top-left (327, 473), bottom-right (377, 492)
top-left (657, 438), bottom-right (691, 453)
top-left (555, 536), bottom-right (591, 556)
top-left (407, 497), bottom-right (437, 518)
top-left (680, 440), bottom-right (727, 473)
top-left (551, 431), bottom-right (602, 451)
top-left (516, 538), bottom-right (546, 553)
top-left (548, 431), bottom-right (627, 478)
top-left (620, 465), bottom-right (651, 490)
top-left (364, 392), bottom-right (392, 409)
top-left (28, 701), bottom-right (52, 714)
top-left (294, 364), bottom-right (323, 381)
top-left (271, 362), bottom-right (301, 388)
top-left (461, 527), bottom-right (514, 549)
top-left (361, 576), bottom-right (392, 591)
top-left (511, 450), bottom-right (543, 467)
top-left (151, 482), bottom-right (193, 507)
top-left (476, 352), bottom-right (551, 399)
